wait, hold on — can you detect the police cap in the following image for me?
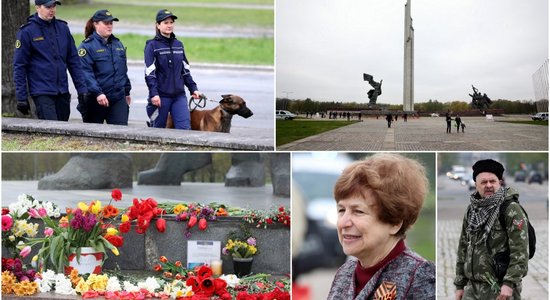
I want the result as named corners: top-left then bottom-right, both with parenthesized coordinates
top-left (156, 9), bottom-right (178, 23)
top-left (35, 0), bottom-right (61, 6)
top-left (92, 9), bottom-right (119, 22)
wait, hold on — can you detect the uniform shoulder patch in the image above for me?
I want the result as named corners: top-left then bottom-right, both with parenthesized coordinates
top-left (15, 40), bottom-right (21, 49)
top-left (83, 37), bottom-right (91, 43)
top-left (78, 48), bottom-right (87, 57)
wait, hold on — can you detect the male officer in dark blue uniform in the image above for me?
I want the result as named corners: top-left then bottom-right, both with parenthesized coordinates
top-left (14, 0), bottom-right (88, 121)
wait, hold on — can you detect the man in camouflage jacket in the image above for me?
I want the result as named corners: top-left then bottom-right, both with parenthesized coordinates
top-left (454, 159), bottom-right (529, 300)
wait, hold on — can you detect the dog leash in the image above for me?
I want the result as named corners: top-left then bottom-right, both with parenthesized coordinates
top-left (189, 94), bottom-right (209, 112)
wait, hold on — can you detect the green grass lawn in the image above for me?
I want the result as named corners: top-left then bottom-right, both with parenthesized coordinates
top-left (276, 120), bottom-right (356, 146)
top-left (55, 4), bottom-right (273, 28)
top-left (72, 33), bottom-right (273, 65)
top-left (497, 120), bottom-right (548, 126)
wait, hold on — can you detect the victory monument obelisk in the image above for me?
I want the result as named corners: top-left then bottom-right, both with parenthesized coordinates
top-left (403, 0), bottom-right (414, 112)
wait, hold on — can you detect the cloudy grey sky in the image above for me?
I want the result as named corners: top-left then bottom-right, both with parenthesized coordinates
top-left (276, 0), bottom-right (548, 104)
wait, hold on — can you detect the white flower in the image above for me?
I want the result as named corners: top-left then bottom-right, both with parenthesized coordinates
top-left (106, 276), bottom-right (122, 292)
top-left (123, 280), bottom-right (139, 292)
top-left (55, 274), bottom-right (76, 295)
top-left (219, 274), bottom-right (240, 288)
top-left (170, 285), bottom-right (193, 299)
top-left (41, 270), bottom-right (57, 283)
top-left (138, 277), bottom-right (161, 293)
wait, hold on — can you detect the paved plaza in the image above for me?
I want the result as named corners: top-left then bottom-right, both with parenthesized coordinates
top-left (278, 116), bottom-right (548, 151)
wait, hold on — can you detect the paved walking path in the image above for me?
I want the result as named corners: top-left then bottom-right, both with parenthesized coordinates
top-left (277, 116), bottom-right (548, 151)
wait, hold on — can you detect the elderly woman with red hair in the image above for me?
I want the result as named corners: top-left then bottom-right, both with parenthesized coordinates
top-left (328, 153), bottom-right (435, 300)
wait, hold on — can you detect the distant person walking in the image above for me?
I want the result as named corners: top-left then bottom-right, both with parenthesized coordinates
top-left (386, 113), bottom-right (392, 128)
top-left (403, 113), bottom-right (408, 122)
top-left (455, 114), bottom-right (462, 133)
top-left (446, 111), bottom-right (452, 133)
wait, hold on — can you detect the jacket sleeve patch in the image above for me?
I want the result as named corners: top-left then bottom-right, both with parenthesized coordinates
top-left (15, 40), bottom-right (21, 49)
top-left (78, 48), bottom-right (87, 57)
top-left (513, 219), bottom-right (524, 231)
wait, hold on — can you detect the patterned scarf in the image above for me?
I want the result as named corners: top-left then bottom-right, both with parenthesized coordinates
top-left (467, 187), bottom-right (506, 244)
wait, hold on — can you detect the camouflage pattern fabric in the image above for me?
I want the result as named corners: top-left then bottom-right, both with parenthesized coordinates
top-left (454, 187), bottom-right (529, 299)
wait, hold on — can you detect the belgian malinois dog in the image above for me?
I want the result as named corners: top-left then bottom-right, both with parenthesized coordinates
top-left (166, 94), bottom-right (253, 133)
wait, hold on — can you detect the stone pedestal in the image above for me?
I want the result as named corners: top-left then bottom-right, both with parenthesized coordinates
top-left (270, 154), bottom-right (290, 197)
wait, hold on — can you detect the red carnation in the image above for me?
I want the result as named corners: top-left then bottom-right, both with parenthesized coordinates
top-left (111, 189), bottom-right (122, 201)
top-left (156, 218), bottom-right (166, 233)
top-left (2, 208), bottom-right (9, 215)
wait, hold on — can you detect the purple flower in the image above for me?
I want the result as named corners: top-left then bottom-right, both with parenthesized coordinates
top-left (82, 214), bottom-right (97, 232)
top-left (247, 237), bottom-right (256, 246)
top-left (222, 247), bottom-right (229, 255)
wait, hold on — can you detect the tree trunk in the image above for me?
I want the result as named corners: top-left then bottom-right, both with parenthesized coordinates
top-left (2, 0), bottom-right (29, 116)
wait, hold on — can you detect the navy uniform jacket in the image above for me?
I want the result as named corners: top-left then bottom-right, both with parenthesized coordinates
top-left (78, 31), bottom-right (131, 101)
top-left (144, 32), bottom-right (198, 99)
top-left (14, 13), bottom-right (87, 102)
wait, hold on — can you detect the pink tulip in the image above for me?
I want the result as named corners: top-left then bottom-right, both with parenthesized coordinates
top-left (28, 208), bottom-right (39, 218)
top-left (44, 228), bottom-right (54, 237)
top-left (38, 208), bottom-right (47, 217)
top-left (20, 246), bottom-right (31, 258)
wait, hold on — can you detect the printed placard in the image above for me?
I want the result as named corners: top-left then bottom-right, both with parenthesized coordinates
top-left (187, 240), bottom-right (221, 269)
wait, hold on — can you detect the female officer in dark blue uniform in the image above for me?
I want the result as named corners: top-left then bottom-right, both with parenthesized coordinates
top-left (144, 9), bottom-right (202, 129)
top-left (77, 10), bottom-right (131, 125)
top-left (14, 0), bottom-right (88, 121)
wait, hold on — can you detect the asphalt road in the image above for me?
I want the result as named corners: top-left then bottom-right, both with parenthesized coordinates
top-left (67, 64), bottom-right (275, 131)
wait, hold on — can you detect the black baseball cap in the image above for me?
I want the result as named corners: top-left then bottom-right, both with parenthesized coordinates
top-left (472, 159), bottom-right (505, 182)
top-left (92, 9), bottom-right (119, 22)
top-left (156, 9), bottom-right (178, 23)
top-left (35, 0), bottom-right (61, 6)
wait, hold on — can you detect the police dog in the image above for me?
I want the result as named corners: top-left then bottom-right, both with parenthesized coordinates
top-left (167, 94), bottom-right (253, 133)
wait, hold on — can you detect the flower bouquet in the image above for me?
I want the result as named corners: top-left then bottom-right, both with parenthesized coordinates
top-left (2, 194), bottom-right (60, 258)
top-left (24, 190), bottom-right (124, 274)
top-left (223, 226), bottom-right (258, 278)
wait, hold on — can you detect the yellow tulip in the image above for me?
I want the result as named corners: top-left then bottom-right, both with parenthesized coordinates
top-left (91, 201), bottom-right (102, 215)
top-left (111, 247), bottom-right (119, 256)
top-left (106, 228), bottom-right (118, 236)
top-left (121, 214), bottom-right (129, 223)
top-left (32, 255), bottom-right (38, 262)
top-left (78, 202), bottom-right (89, 212)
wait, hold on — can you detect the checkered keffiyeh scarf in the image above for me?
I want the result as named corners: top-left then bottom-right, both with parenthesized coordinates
top-left (467, 187), bottom-right (507, 244)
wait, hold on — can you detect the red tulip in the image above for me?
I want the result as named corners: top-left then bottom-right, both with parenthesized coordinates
top-left (188, 216), bottom-right (197, 228)
top-left (156, 218), bottom-right (166, 233)
top-left (198, 218), bottom-right (208, 231)
top-left (111, 189), bottom-right (122, 201)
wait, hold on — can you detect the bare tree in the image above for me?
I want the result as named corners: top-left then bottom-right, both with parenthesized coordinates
top-left (2, 0), bottom-right (29, 116)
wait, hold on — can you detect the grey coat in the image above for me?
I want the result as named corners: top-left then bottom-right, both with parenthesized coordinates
top-left (327, 248), bottom-right (435, 300)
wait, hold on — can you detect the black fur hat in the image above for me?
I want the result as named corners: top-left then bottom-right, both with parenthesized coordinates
top-left (472, 159), bottom-right (504, 182)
